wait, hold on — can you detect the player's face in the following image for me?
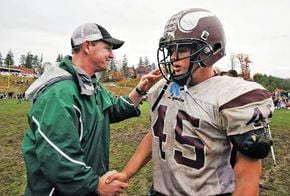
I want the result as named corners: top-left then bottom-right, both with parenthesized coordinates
top-left (170, 47), bottom-right (191, 76)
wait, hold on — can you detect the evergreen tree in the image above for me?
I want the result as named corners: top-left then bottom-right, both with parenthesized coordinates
top-left (138, 57), bottom-right (143, 68)
top-left (4, 49), bottom-right (15, 66)
top-left (109, 58), bottom-right (118, 72)
top-left (19, 52), bottom-right (42, 68)
top-left (32, 55), bottom-right (42, 68)
top-left (56, 54), bottom-right (63, 62)
top-left (19, 52), bottom-right (33, 68)
top-left (143, 56), bottom-right (149, 69)
top-left (122, 54), bottom-right (129, 79)
top-left (144, 56), bottom-right (154, 71)
top-left (19, 55), bottom-right (26, 67)
top-left (0, 52), bottom-right (2, 66)
top-left (40, 54), bottom-right (43, 65)
top-left (26, 52), bottom-right (34, 68)
top-left (151, 62), bottom-right (157, 70)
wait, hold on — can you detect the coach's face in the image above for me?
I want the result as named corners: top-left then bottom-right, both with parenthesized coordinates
top-left (88, 41), bottom-right (114, 72)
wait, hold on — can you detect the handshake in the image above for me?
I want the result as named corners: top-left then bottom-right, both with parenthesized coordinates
top-left (97, 170), bottom-right (129, 196)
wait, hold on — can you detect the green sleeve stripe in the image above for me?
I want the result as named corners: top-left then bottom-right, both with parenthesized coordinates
top-left (120, 96), bottom-right (134, 106)
top-left (73, 104), bottom-right (83, 141)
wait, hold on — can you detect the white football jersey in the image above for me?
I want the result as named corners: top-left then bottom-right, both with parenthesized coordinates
top-left (148, 76), bottom-right (274, 196)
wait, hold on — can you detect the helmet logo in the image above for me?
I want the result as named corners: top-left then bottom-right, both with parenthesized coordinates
top-left (163, 12), bottom-right (183, 40)
top-left (201, 30), bottom-right (209, 40)
top-left (179, 11), bottom-right (214, 33)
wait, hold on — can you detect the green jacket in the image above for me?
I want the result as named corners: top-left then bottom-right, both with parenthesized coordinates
top-left (22, 56), bottom-right (140, 195)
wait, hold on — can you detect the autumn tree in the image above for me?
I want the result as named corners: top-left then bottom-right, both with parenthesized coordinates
top-left (232, 53), bottom-right (252, 80)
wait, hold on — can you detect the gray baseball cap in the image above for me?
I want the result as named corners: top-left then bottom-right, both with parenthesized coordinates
top-left (71, 23), bottom-right (124, 49)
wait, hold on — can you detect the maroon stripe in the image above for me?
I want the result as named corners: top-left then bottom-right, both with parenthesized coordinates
top-left (219, 89), bottom-right (271, 111)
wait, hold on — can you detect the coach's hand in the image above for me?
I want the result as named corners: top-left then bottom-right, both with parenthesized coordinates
top-left (129, 69), bottom-right (162, 105)
top-left (105, 171), bottom-right (129, 184)
top-left (137, 69), bottom-right (162, 92)
top-left (97, 170), bottom-right (128, 196)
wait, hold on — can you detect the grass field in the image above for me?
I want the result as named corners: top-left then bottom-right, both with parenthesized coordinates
top-left (0, 98), bottom-right (289, 195)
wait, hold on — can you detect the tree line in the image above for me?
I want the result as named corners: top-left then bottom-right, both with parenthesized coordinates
top-left (0, 49), bottom-right (43, 69)
top-left (1, 49), bottom-right (289, 92)
top-left (253, 74), bottom-right (290, 92)
top-left (0, 50), bottom-right (156, 81)
top-left (0, 50), bottom-right (155, 70)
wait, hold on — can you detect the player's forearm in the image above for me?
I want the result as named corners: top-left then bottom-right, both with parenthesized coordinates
top-left (233, 153), bottom-right (261, 196)
top-left (122, 131), bottom-right (152, 179)
top-left (233, 178), bottom-right (260, 196)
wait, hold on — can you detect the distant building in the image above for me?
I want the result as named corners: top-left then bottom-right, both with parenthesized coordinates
top-left (0, 66), bottom-right (34, 77)
top-left (127, 67), bottom-right (136, 79)
top-left (136, 65), bottom-right (149, 78)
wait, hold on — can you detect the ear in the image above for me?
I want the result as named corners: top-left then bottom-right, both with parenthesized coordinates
top-left (82, 41), bottom-right (91, 54)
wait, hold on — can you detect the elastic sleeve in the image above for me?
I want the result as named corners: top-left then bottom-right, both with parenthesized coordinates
top-left (109, 95), bottom-right (141, 123)
top-left (97, 85), bottom-right (141, 123)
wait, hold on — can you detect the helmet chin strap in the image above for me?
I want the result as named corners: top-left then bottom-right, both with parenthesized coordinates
top-left (174, 62), bottom-right (201, 91)
top-left (184, 62), bottom-right (203, 91)
top-left (152, 62), bottom-right (201, 112)
top-left (173, 72), bottom-right (191, 86)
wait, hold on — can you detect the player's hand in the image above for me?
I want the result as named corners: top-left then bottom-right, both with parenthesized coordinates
top-left (137, 69), bottom-right (162, 92)
top-left (105, 171), bottom-right (129, 184)
top-left (97, 170), bottom-right (128, 196)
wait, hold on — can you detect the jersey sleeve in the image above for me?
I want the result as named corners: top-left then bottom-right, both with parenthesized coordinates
top-left (219, 82), bottom-right (274, 136)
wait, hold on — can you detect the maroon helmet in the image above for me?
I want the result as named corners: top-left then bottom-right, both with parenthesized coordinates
top-left (157, 8), bottom-right (226, 84)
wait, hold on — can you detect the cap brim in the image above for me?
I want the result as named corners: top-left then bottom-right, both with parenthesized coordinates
top-left (102, 38), bottom-right (124, 49)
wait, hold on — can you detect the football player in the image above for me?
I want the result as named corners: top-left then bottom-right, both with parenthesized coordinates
top-left (107, 8), bottom-right (274, 196)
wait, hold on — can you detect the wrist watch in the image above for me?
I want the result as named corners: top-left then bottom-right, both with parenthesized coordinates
top-left (135, 87), bottom-right (147, 95)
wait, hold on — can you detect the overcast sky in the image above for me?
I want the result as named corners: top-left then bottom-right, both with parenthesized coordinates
top-left (1, 0), bottom-right (289, 78)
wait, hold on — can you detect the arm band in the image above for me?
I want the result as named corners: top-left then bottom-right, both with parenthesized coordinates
top-left (230, 128), bottom-right (273, 159)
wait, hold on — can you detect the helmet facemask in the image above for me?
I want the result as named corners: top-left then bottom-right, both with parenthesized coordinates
top-left (157, 38), bottom-right (214, 86)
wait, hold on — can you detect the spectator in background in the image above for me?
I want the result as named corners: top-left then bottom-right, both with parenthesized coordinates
top-left (227, 69), bottom-right (238, 77)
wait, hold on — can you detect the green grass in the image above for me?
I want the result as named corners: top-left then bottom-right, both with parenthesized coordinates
top-left (0, 99), bottom-right (289, 195)
top-left (0, 99), bottom-right (31, 195)
top-left (260, 109), bottom-right (290, 196)
top-left (109, 102), bottom-right (152, 195)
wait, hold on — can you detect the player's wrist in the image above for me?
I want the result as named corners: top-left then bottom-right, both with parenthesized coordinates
top-left (121, 170), bottom-right (130, 181)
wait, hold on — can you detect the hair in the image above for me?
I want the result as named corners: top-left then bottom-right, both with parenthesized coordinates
top-left (220, 71), bottom-right (228, 76)
top-left (71, 45), bottom-right (82, 54)
top-left (227, 69), bottom-right (238, 77)
top-left (71, 40), bottom-right (98, 54)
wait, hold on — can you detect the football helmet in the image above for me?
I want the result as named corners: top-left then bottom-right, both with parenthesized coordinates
top-left (157, 8), bottom-right (226, 85)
